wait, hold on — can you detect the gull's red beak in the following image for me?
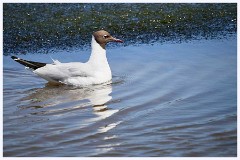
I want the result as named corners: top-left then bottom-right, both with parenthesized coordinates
top-left (112, 37), bottom-right (124, 43)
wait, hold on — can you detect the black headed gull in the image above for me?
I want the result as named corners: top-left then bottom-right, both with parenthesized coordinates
top-left (11, 30), bottom-right (123, 86)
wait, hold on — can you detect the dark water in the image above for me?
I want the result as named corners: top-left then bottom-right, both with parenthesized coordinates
top-left (3, 3), bottom-right (237, 55)
top-left (3, 3), bottom-right (237, 157)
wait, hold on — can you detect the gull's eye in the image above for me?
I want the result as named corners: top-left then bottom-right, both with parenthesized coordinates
top-left (103, 35), bottom-right (110, 39)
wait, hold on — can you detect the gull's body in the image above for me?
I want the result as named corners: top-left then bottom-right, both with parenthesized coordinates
top-left (11, 30), bottom-right (123, 86)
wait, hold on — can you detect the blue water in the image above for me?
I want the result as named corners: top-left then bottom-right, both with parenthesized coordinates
top-left (3, 36), bottom-right (237, 156)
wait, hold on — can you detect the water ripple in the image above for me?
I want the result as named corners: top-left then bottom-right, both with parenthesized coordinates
top-left (3, 37), bottom-right (237, 156)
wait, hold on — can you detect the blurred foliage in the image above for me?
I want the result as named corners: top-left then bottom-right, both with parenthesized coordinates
top-left (3, 3), bottom-right (237, 55)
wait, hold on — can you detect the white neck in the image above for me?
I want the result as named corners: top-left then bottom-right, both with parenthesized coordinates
top-left (88, 36), bottom-right (111, 77)
top-left (88, 36), bottom-right (107, 63)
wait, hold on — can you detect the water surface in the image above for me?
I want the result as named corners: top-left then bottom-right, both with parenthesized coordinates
top-left (3, 37), bottom-right (237, 156)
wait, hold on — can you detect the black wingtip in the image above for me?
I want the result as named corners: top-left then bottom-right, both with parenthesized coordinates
top-left (11, 56), bottom-right (18, 60)
top-left (11, 56), bottom-right (47, 70)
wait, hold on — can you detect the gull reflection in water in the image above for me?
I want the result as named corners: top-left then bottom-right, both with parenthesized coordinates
top-left (22, 81), bottom-right (121, 128)
top-left (22, 81), bottom-right (122, 155)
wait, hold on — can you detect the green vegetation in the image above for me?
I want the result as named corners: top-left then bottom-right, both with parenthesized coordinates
top-left (3, 3), bottom-right (237, 55)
